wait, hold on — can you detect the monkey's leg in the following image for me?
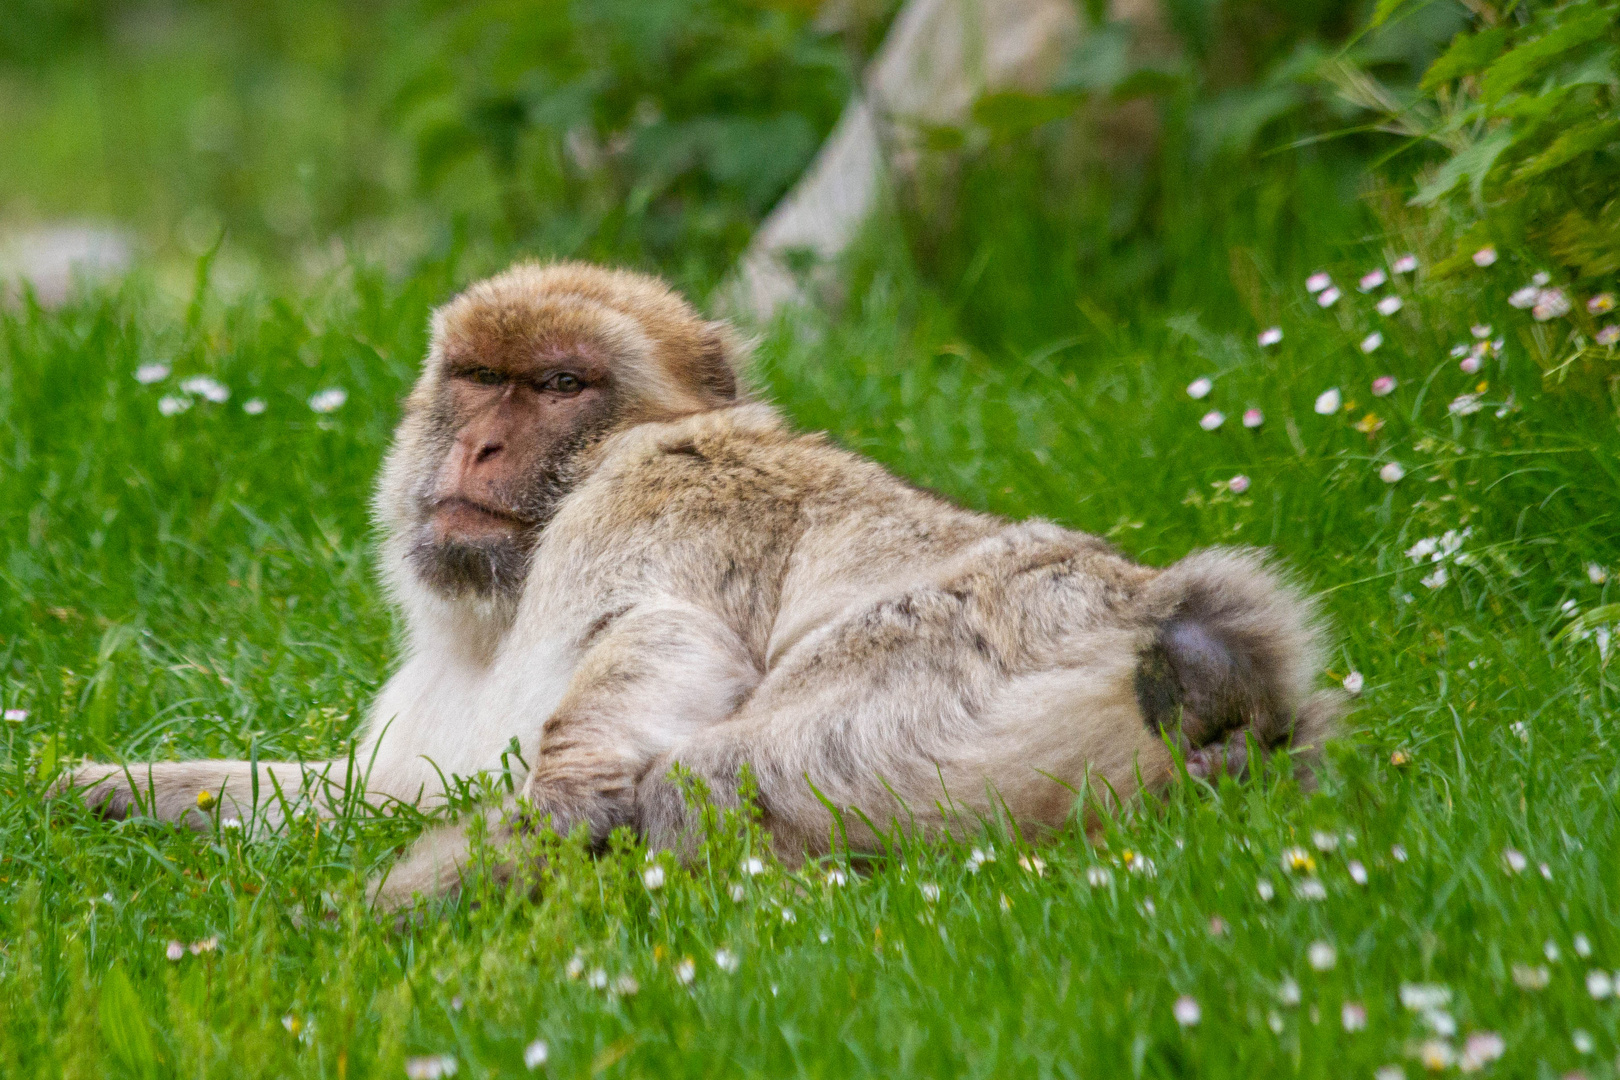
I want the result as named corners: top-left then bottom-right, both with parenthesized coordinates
top-left (373, 604), bottom-right (760, 909)
top-left (59, 759), bottom-right (347, 830)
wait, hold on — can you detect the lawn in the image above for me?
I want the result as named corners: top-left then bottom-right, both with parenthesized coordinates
top-left (1, 195), bottom-right (1617, 1078)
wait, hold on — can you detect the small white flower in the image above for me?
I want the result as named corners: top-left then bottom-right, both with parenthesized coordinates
top-left (1586, 563), bottom-right (1607, 584)
top-left (159, 395), bottom-right (192, 416)
top-left (221, 816), bottom-right (242, 830)
top-left (1314, 388), bottom-right (1341, 415)
top-left (1312, 830), bottom-right (1339, 852)
top-left (1459, 1031), bottom-right (1505, 1071)
top-left (1295, 879), bottom-right (1327, 901)
top-left (1376, 296), bottom-right (1403, 316)
top-left (1503, 848), bottom-right (1528, 874)
top-left (1400, 984), bottom-right (1452, 1011)
top-left (243, 398), bottom-right (267, 415)
top-left (1459, 354), bottom-right (1481, 374)
top-left (1533, 289), bottom-right (1571, 321)
top-left (611, 975), bottom-right (639, 996)
top-left (1306, 272), bottom-right (1332, 294)
top-left (919, 882), bottom-right (940, 903)
top-left (1540, 862), bottom-right (1552, 880)
top-left (1421, 567), bottom-right (1448, 590)
top-left (405, 1055), bottom-right (459, 1079)
top-left (308, 388), bottom-right (348, 413)
top-left (1598, 324), bottom-right (1620, 346)
top-left (2, 709), bottom-right (27, 722)
top-left (826, 868), bottom-right (848, 886)
top-left (1317, 286), bottom-right (1341, 308)
top-left (1545, 940), bottom-right (1561, 962)
top-left (1509, 285), bottom-right (1540, 309)
top-left (642, 865), bottom-right (666, 890)
top-left (1200, 410), bottom-right (1225, 431)
top-left (1256, 879), bottom-right (1275, 902)
top-left (742, 856), bottom-right (765, 876)
top-left (1341, 1002), bottom-right (1367, 1031)
top-left (1228, 474), bottom-right (1250, 494)
top-left (1532, 271), bottom-right (1551, 287)
top-left (1258, 327), bottom-right (1283, 347)
top-left (1173, 995), bottom-right (1201, 1027)
top-left (1359, 270), bottom-right (1386, 292)
top-left (1278, 978), bottom-right (1301, 1006)
top-left (1361, 332), bottom-right (1383, 353)
top-left (1187, 377), bottom-right (1214, 399)
top-left (1391, 844), bottom-right (1407, 862)
top-left (1124, 852), bottom-right (1155, 877)
top-left (1241, 407), bottom-right (1263, 428)
top-left (1586, 969), bottom-right (1614, 999)
top-left (135, 363), bottom-right (171, 384)
top-left (729, 884), bottom-right (746, 902)
top-left (586, 968), bottom-right (608, 989)
top-left (1086, 866), bottom-right (1113, 888)
top-left (1573, 1029), bottom-right (1595, 1054)
top-left (1379, 462), bottom-right (1405, 484)
top-left (1472, 246), bottom-right (1497, 267)
top-left (524, 1040), bottom-right (549, 1069)
top-left (1371, 375), bottom-right (1396, 396)
top-left (674, 958), bottom-right (695, 986)
top-left (180, 376), bottom-right (230, 403)
top-left (714, 948), bottom-right (739, 973)
top-left (1392, 254), bottom-right (1418, 274)
top-left (1574, 933), bottom-right (1593, 958)
top-left (166, 940), bottom-right (185, 962)
top-left (1281, 846), bottom-right (1315, 874)
top-left (565, 955), bottom-right (584, 980)
top-left (1018, 854), bottom-right (1047, 876)
top-left (1307, 942), bottom-right (1336, 970)
top-left (1405, 536), bottom-right (1437, 562)
top-left (1510, 720), bottom-right (1528, 742)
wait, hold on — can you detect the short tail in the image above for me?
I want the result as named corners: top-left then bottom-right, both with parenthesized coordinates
top-left (1134, 548), bottom-right (1340, 778)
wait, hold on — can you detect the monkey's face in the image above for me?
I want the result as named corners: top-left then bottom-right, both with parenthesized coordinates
top-left (406, 339), bottom-right (615, 599)
top-left (380, 261), bottom-right (744, 604)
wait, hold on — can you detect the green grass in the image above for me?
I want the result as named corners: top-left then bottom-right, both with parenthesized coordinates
top-left (2, 222), bottom-right (1619, 1079)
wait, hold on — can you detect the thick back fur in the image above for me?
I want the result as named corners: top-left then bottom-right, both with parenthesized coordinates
top-left (61, 260), bottom-right (1338, 908)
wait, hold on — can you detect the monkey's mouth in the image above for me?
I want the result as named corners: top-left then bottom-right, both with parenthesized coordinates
top-left (426, 497), bottom-right (535, 541)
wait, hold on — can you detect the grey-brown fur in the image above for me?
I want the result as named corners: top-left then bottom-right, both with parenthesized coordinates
top-left (61, 260), bottom-right (1338, 908)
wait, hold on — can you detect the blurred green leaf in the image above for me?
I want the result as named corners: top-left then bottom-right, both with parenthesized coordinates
top-left (971, 91), bottom-right (1082, 141)
top-left (1480, 9), bottom-right (1614, 104)
top-left (1410, 128), bottom-right (1513, 206)
top-left (1517, 118), bottom-right (1620, 179)
top-left (100, 964), bottom-right (158, 1078)
top-left (1420, 26), bottom-right (1507, 90)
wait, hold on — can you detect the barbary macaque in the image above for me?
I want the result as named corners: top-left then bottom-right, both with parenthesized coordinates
top-left (64, 262), bottom-right (1338, 907)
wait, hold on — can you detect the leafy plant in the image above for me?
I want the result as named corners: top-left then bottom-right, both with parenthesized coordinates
top-left (393, 0), bottom-right (854, 288)
top-left (1331, 0), bottom-right (1620, 282)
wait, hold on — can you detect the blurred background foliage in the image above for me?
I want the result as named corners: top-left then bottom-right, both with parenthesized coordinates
top-left (0, 1), bottom-right (1613, 328)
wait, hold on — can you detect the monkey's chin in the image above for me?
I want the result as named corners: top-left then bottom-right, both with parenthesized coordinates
top-left (407, 531), bottom-right (532, 600)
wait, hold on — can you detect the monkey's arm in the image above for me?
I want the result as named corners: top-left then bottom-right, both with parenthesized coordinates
top-left (371, 602), bottom-right (760, 908)
top-left (59, 758), bottom-right (349, 829)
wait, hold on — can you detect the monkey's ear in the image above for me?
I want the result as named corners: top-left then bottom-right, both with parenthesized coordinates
top-left (697, 321), bottom-right (751, 401)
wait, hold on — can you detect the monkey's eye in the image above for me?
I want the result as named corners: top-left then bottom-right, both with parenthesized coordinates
top-left (458, 367), bottom-right (505, 387)
top-left (546, 373), bottom-right (585, 395)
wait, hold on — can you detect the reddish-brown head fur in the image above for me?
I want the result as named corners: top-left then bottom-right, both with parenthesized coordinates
top-left (380, 261), bottom-right (746, 600)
